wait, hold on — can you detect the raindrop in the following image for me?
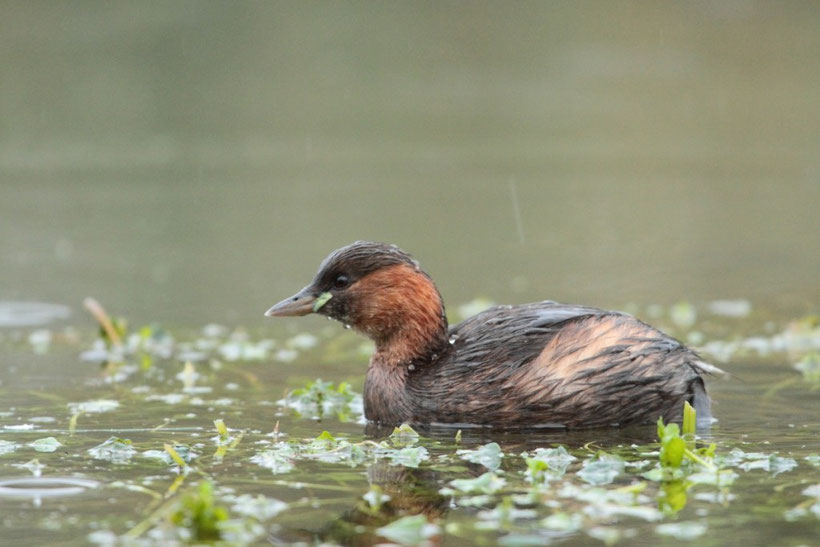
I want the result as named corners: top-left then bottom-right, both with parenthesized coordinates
top-left (344, 324), bottom-right (351, 330)
top-left (408, 364), bottom-right (415, 371)
top-left (449, 335), bottom-right (458, 344)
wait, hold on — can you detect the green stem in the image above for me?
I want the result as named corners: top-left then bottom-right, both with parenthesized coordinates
top-left (683, 448), bottom-right (716, 471)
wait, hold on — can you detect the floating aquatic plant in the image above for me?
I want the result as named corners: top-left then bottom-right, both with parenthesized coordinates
top-left (376, 514), bottom-right (440, 545)
top-left (88, 437), bottom-right (136, 463)
top-left (279, 379), bottom-right (363, 421)
top-left (458, 442), bottom-right (504, 471)
top-left (524, 445), bottom-right (576, 484)
top-left (794, 352), bottom-right (820, 383)
top-left (169, 481), bottom-right (229, 541)
top-left (27, 437), bottom-right (61, 453)
top-left (444, 472), bottom-right (507, 495)
top-left (577, 452), bottom-right (624, 485)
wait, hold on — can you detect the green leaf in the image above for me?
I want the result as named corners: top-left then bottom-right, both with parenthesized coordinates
top-left (170, 481), bottom-right (229, 541)
top-left (27, 437), bottom-right (62, 453)
top-left (314, 430), bottom-right (336, 444)
top-left (377, 514), bottom-right (439, 545)
top-left (682, 400), bottom-right (696, 436)
top-left (214, 419), bottom-right (229, 439)
top-left (164, 443), bottom-right (188, 468)
top-left (312, 292), bottom-right (333, 312)
top-left (446, 472), bottom-right (506, 494)
top-left (457, 442), bottom-right (503, 471)
top-left (660, 437), bottom-right (685, 468)
top-left (88, 437), bottom-right (135, 463)
top-left (389, 446), bottom-right (429, 468)
top-left (655, 521), bottom-right (707, 540)
top-left (578, 453), bottom-right (624, 485)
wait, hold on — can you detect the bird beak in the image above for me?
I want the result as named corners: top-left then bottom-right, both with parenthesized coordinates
top-left (264, 286), bottom-right (322, 317)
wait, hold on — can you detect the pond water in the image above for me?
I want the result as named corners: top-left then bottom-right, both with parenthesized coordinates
top-left (1, 3), bottom-right (818, 546)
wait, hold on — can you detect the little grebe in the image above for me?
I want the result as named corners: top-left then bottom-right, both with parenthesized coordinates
top-left (265, 241), bottom-right (719, 428)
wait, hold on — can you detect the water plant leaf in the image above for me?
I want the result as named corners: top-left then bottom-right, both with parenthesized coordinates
top-left (739, 454), bottom-right (798, 475)
top-left (27, 437), bottom-right (62, 453)
top-left (88, 437), bottom-right (136, 463)
top-left (169, 481), bottom-right (229, 541)
top-left (68, 400), bottom-right (120, 414)
top-left (390, 423), bottom-right (420, 446)
top-left (655, 521), bottom-right (707, 540)
top-left (445, 472), bottom-right (506, 495)
top-left (224, 494), bottom-right (288, 520)
top-left (660, 436), bottom-right (685, 468)
top-left (13, 458), bottom-right (45, 476)
top-left (524, 446), bottom-right (576, 483)
top-left (458, 442), bottom-right (503, 471)
top-left (541, 512), bottom-right (583, 532)
top-left (578, 454), bottom-right (624, 485)
top-left (279, 379), bottom-right (362, 421)
top-left (0, 440), bottom-right (20, 455)
top-left (164, 443), bottom-right (189, 468)
top-left (251, 444), bottom-right (296, 474)
top-left (142, 444), bottom-right (197, 465)
top-left (477, 497), bottom-right (538, 526)
top-left (213, 419), bottom-right (229, 442)
top-left (312, 291), bottom-right (333, 312)
top-left (376, 514), bottom-right (439, 545)
top-left (687, 470), bottom-right (738, 486)
top-left (794, 352), bottom-right (820, 382)
top-left (682, 401), bottom-right (696, 437)
top-left (312, 430), bottom-right (337, 447)
top-left (389, 446), bottom-right (429, 468)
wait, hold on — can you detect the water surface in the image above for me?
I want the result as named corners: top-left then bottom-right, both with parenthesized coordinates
top-left (1, 2), bottom-right (818, 545)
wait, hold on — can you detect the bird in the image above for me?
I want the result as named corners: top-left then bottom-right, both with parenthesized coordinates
top-left (265, 241), bottom-right (720, 428)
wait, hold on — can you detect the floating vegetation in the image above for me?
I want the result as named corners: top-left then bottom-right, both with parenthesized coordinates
top-left (577, 452), bottom-right (624, 485)
top-left (27, 437), bottom-right (62, 453)
top-left (278, 379), bottom-right (363, 421)
top-left (1, 301), bottom-right (819, 544)
top-left (524, 445), bottom-right (576, 484)
top-left (68, 399), bottom-right (120, 414)
top-left (458, 442), bottom-right (504, 471)
top-left (88, 437), bottom-right (136, 463)
top-left (444, 472), bottom-right (507, 495)
top-left (794, 352), bottom-right (820, 383)
top-left (223, 493), bottom-right (288, 520)
top-left (377, 514), bottom-right (440, 545)
top-left (169, 481), bottom-right (229, 541)
top-left (0, 440), bottom-right (21, 455)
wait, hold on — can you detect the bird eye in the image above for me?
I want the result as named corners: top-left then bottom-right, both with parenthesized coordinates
top-left (333, 274), bottom-right (349, 289)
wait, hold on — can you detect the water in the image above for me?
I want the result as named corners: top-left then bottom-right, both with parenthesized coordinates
top-left (1, 2), bottom-right (818, 545)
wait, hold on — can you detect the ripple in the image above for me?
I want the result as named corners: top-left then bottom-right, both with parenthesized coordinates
top-left (0, 477), bottom-right (99, 498)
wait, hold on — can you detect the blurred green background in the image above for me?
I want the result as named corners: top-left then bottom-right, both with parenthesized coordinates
top-left (1, 1), bottom-right (818, 326)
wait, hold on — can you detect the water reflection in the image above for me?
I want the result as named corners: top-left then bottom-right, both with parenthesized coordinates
top-left (273, 461), bottom-right (449, 546)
